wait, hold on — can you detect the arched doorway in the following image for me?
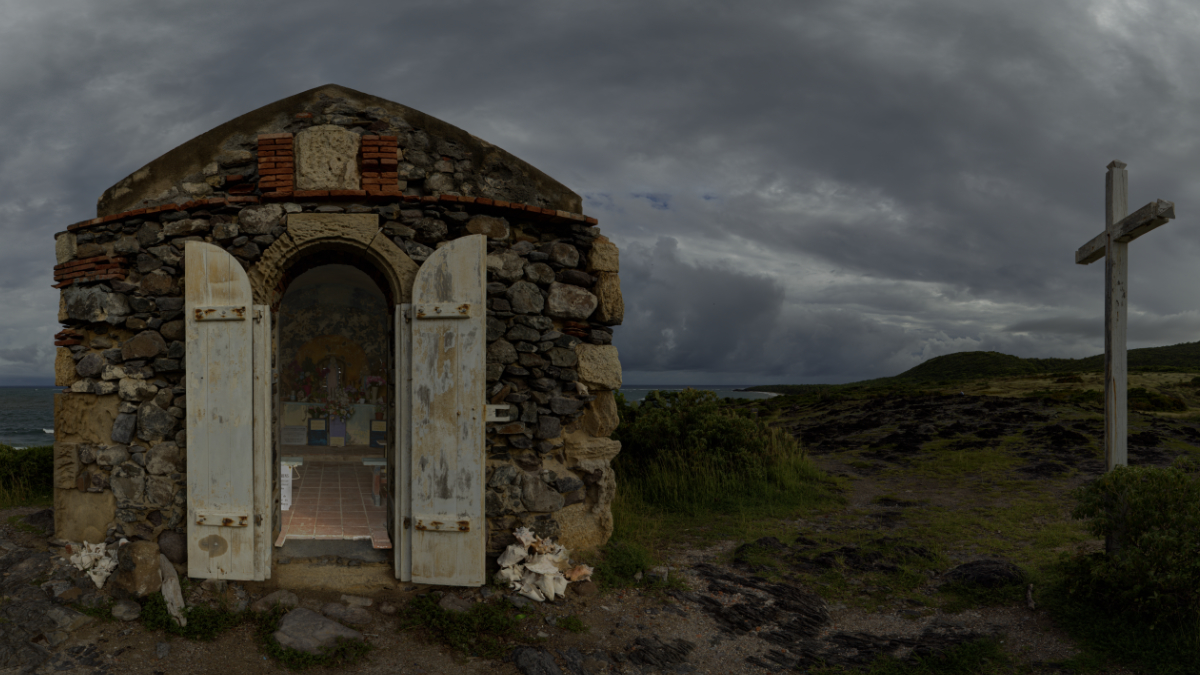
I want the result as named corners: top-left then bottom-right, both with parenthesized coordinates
top-left (273, 259), bottom-right (393, 553)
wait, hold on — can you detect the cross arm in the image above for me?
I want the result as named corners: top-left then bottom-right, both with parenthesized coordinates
top-left (1075, 199), bottom-right (1176, 265)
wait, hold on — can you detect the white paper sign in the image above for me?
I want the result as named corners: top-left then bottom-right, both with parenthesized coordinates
top-left (281, 464), bottom-right (293, 511)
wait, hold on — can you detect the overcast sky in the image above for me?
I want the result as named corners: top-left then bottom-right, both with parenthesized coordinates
top-left (4, 0), bottom-right (1200, 386)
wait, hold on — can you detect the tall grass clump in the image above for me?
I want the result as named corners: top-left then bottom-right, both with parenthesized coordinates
top-left (0, 444), bottom-right (53, 507)
top-left (612, 389), bottom-right (839, 516)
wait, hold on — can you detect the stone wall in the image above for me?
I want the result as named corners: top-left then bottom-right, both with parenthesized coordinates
top-left (50, 85), bottom-right (623, 571)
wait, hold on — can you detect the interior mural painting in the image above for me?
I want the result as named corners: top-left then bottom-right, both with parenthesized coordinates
top-left (276, 262), bottom-right (392, 548)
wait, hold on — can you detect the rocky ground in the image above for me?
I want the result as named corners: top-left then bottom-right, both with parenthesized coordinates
top-left (4, 390), bottom-right (1193, 674)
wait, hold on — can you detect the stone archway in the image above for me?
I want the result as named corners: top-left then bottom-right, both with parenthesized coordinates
top-left (243, 211), bottom-right (417, 556)
top-left (247, 211), bottom-right (418, 307)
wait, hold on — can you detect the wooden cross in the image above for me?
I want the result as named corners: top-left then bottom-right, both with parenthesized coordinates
top-left (1075, 161), bottom-right (1175, 552)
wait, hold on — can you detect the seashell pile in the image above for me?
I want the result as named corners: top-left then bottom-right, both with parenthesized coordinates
top-left (494, 526), bottom-right (594, 602)
top-left (67, 538), bottom-right (125, 589)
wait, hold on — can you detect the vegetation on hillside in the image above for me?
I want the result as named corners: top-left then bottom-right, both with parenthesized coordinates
top-left (748, 341), bottom-right (1200, 394)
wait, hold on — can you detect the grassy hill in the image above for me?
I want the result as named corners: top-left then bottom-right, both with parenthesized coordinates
top-left (749, 341), bottom-right (1200, 395)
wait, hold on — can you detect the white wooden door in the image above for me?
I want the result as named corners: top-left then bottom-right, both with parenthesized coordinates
top-left (185, 242), bottom-right (271, 580)
top-left (397, 234), bottom-right (486, 586)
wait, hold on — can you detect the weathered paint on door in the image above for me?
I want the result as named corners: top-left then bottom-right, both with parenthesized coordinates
top-left (185, 242), bottom-right (270, 580)
top-left (405, 235), bottom-right (486, 586)
top-left (391, 303), bottom-right (413, 581)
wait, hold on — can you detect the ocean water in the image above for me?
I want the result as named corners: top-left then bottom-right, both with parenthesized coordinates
top-left (618, 385), bottom-right (776, 403)
top-left (0, 387), bottom-right (57, 449)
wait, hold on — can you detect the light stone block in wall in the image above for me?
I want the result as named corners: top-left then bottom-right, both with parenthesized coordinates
top-left (55, 233), bottom-right (77, 264)
top-left (581, 390), bottom-right (619, 438)
top-left (586, 235), bottom-right (619, 273)
top-left (563, 429), bottom-right (621, 463)
top-left (55, 347), bottom-right (78, 387)
top-left (54, 442), bottom-right (81, 489)
top-left (592, 272), bottom-right (623, 325)
top-left (367, 232), bottom-right (418, 303)
top-left (575, 344), bottom-right (622, 391)
top-left (287, 213), bottom-right (378, 248)
top-left (53, 487), bottom-right (114, 544)
top-left (294, 124), bottom-right (361, 190)
top-left (54, 393), bottom-right (120, 445)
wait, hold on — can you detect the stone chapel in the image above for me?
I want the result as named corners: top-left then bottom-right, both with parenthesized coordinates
top-left (50, 84), bottom-right (624, 586)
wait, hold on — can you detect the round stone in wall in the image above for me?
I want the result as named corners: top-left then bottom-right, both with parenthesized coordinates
top-left (546, 282), bottom-right (597, 320)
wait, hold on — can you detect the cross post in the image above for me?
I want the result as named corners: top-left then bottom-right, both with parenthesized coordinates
top-left (1074, 160), bottom-right (1175, 553)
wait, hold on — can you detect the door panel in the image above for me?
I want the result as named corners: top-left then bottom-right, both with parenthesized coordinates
top-left (407, 235), bottom-right (486, 586)
top-left (184, 242), bottom-right (265, 580)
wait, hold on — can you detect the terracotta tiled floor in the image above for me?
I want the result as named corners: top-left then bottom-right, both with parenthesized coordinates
top-left (275, 460), bottom-right (391, 550)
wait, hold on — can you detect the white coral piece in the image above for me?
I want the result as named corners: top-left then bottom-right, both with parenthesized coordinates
top-left (548, 573), bottom-right (569, 598)
top-left (494, 565), bottom-right (523, 587)
top-left (518, 578), bottom-right (546, 602)
top-left (497, 543), bottom-right (528, 567)
top-left (565, 564), bottom-right (594, 582)
top-left (513, 527), bottom-right (536, 548)
top-left (535, 572), bottom-right (559, 601)
top-left (70, 541), bottom-right (120, 589)
top-left (523, 555), bottom-right (560, 576)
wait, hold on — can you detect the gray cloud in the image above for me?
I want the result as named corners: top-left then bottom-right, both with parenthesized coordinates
top-left (3, 1), bottom-right (1200, 385)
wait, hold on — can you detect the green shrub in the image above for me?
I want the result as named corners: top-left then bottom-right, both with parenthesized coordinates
top-left (613, 389), bottom-right (830, 514)
top-left (397, 594), bottom-right (521, 659)
top-left (590, 538), bottom-right (656, 589)
top-left (1128, 387), bottom-right (1187, 412)
top-left (0, 445), bottom-right (53, 507)
top-left (1066, 457), bottom-right (1200, 629)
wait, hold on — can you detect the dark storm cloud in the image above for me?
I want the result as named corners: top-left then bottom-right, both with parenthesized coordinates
top-left (3, 1), bottom-right (1198, 384)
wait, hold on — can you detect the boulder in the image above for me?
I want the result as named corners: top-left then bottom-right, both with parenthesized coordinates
top-left (506, 281), bottom-right (545, 314)
top-left (114, 540), bottom-right (163, 597)
top-left (76, 353), bottom-right (104, 379)
top-left (140, 272), bottom-right (175, 296)
top-left (159, 320), bottom-right (184, 342)
top-left (545, 243), bottom-right (580, 267)
top-left (111, 413), bottom-right (137, 444)
top-left (111, 599), bottom-right (142, 621)
top-left (63, 286), bottom-right (130, 324)
top-left (486, 251), bottom-right (525, 282)
top-left (119, 378), bottom-right (158, 402)
top-left (273, 608), bottom-right (364, 654)
top-left (20, 509), bottom-right (54, 534)
top-left (95, 445), bottom-right (130, 469)
top-left (466, 214), bottom-right (510, 238)
top-left (520, 472), bottom-right (565, 512)
top-left (146, 442), bottom-right (181, 475)
top-left (437, 594), bottom-right (474, 613)
top-left (122, 331), bottom-right (166, 361)
top-left (238, 204), bottom-right (284, 235)
top-left (546, 283), bottom-right (597, 320)
top-left (251, 589), bottom-right (300, 613)
top-left (487, 340), bottom-right (518, 365)
top-left (320, 602), bottom-right (371, 625)
top-left (162, 219), bottom-right (210, 237)
top-left (109, 462), bottom-right (145, 502)
top-left (137, 402), bottom-right (176, 442)
top-left (941, 559), bottom-right (1025, 589)
top-left (524, 262), bottom-right (555, 285)
top-left (157, 530), bottom-right (186, 564)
